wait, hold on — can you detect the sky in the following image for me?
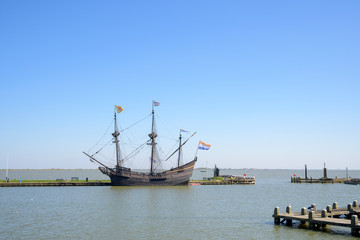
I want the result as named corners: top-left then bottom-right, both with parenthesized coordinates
top-left (0, 0), bottom-right (359, 170)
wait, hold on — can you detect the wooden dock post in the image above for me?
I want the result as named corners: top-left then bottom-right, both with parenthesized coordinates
top-left (274, 207), bottom-right (280, 225)
top-left (286, 205), bottom-right (292, 214)
top-left (351, 215), bottom-right (359, 236)
top-left (309, 211), bottom-right (315, 229)
top-left (300, 207), bottom-right (307, 224)
top-left (321, 209), bottom-right (327, 218)
top-left (353, 200), bottom-right (359, 208)
top-left (333, 202), bottom-right (338, 210)
top-left (347, 203), bottom-right (353, 211)
top-left (301, 207), bottom-right (307, 215)
top-left (326, 205), bottom-right (332, 213)
top-left (321, 209), bottom-right (328, 227)
top-left (286, 206), bottom-right (292, 225)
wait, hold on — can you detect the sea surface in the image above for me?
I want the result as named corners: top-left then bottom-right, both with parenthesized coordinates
top-left (1, 169), bottom-right (359, 240)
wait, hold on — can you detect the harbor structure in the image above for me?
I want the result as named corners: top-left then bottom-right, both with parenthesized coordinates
top-left (273, 201), bottom-right (360, 236)
top-left (291, 163), bottom-right (350, 183)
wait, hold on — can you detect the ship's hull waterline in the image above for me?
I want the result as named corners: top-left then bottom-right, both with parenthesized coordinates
top-left (100, 159), bottom-right (197, 186)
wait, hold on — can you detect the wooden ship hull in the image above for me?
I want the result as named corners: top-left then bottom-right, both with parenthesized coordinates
top-left (100, 159), bottom-right (197, 186)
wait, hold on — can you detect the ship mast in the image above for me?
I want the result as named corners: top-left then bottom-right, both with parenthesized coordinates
top-left (149, 104), bottom-right (157, 174)
top-left (177, 130), bottom-right (182, 168)
top-left (112, 111), bottom-right (121, 167)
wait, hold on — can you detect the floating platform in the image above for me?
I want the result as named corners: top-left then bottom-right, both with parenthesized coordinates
top-left (273, 201), bottom-right (360, 236)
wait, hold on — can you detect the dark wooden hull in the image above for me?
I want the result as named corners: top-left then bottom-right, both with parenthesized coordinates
top-left (99, 159), bottom-right (197, 186)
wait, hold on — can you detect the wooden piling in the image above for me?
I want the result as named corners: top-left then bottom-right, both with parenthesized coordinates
top-left (308, 211), bottom-right (315, 229)
top-left (326, 205), bottom-right (332, 213)
top-left (333, 202), bottom-right (338, 210)
top-left (274, 207), bottom-right (280, 225)
top-left (286, 206), bottom-right (292, 225)
top-left (351, 215), bottom-right (359, 236)
top-left (301, 207), bottom-right (307, 215)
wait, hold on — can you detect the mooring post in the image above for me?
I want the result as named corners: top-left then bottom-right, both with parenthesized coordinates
top-left (299, 207), bottom-right (307, 224)
top-left (353, 200), bottom-right (359, 208)
top-left (333, 202), bottom-right (338, 210)
top-left (321, 209), bottom-right (327, 218)
top-left (320, 209), bottom-right (328, 227)
top-left (274, 207), bottom-right (280, 225)
top-left (286, 206), bottom-right (292, 225)
top-left (309, 211), bottom-right (315, 229)
top-left (326, 205), bottom-right (332, 217)
top-left (286, 205), bottom-right (292, 214)
top-left (351, 215), bottom-right (359, 236)
top-left (301, 207), bottom-right (307, 215)
top-left (348, 203), bottom-right (353, 211)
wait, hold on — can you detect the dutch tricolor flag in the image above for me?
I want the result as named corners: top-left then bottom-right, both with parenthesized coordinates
top-left (198, 141), bottom-right (211, 150)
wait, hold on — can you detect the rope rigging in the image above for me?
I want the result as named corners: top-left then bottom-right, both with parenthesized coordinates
top-left (120, 113), bottom-right (151, 133)
top-left (121, 140), bottom-right (150, 163)
top-left (91, 138), bottom-right (113, 157)
top-left (88, 113), bottom-right (151, 156)
top-left (88, 119), bottom-right (114, 152)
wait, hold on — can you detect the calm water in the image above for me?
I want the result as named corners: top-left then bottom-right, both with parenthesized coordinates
top-left (1, 169), bottom-right (359, 239)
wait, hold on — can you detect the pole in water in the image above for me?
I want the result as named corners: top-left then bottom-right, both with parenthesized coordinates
top-left (323, 163), bottom-right (327, 179)
top-left (305, 164), bottom-right (308, 180)
top-left (6, 153), bottom-right (9, 182)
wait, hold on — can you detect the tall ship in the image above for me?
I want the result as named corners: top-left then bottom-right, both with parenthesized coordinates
top-left (83, 101), bottom-right (197, 186)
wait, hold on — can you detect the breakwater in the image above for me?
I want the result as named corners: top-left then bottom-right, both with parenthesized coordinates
top-left (191, 178), bottom-right (255, 185)
top-left (291, 177), bottom-right (349, 183)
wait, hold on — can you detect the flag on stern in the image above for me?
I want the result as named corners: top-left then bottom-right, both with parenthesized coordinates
top-left (198, 141), bottom-right (211, 150)
top-left (153, 100), bottom-right (160, 106)
top-left (115, 105), bottom-right (123, 113)
top-left (180, 129), bottom-right (189, 133)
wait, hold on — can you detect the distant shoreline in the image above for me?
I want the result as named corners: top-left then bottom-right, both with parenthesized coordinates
top-left (0, 168), bottom-right (358, 171)
top-left (0, 169), bottom-right (99, 171)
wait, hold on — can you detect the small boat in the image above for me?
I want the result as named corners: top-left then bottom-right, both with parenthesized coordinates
top-left (84, 101), bottom-right (198, 186)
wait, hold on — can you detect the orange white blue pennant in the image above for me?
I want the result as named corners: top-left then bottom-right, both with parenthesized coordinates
top-left (198, 141), bottom-right (211, 150)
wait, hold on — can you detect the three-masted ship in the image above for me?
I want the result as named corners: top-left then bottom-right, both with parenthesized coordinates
top-left (83, 102), bottom-right (197, 186)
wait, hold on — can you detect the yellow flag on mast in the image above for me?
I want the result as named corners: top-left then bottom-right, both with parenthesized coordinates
top-left (115, 105), bottom-right (123, 113)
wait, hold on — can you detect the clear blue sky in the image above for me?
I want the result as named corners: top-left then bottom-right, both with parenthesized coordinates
top-left (1, 0), bottom-right (359, 169)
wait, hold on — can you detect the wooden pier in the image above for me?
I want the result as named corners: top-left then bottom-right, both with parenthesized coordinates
top-left (273, 201), bottom-right (360, 236)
